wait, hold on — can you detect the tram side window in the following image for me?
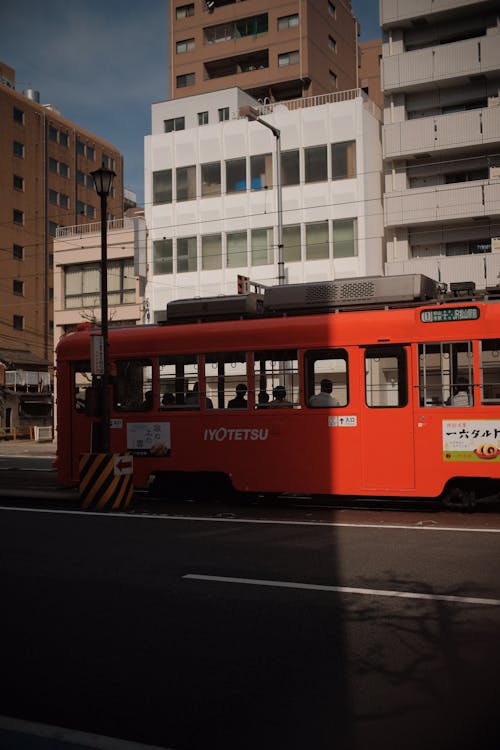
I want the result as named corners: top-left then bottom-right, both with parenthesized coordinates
top-left (418, 342), bottom-right (473, 407)
top-left (159, 354), bottom-right (201, 408)
top-left (480, 339), bottom-right (500, 404)
top-left (254, 349), bottom-right (299, 408)
top-left (204, 352), bottom-right (248, 409)
top-left (73, 361), bottom-right (92, 412)
top-left (305, 349), bottom-right (348, 407)
top-left (365, 347), bottom-right (407, 408)
top-left (114, 359), bottom-right (153, 411)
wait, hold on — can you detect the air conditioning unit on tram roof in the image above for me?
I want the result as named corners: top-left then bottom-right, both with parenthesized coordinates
top-left (165, 292), bottom-right (264, 323)
top-left (263, 274), bottom-right (441, 314)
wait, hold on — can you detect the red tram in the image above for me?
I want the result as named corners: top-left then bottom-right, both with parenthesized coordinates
top-left (55, 274), bottom-right (500, 508)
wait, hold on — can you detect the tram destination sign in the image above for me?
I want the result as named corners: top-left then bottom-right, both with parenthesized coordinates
top-left (421, 307), bottom-right (480, 323)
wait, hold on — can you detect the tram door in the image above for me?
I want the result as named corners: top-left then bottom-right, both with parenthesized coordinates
top-left (361, 345), bottom-right (415, 492)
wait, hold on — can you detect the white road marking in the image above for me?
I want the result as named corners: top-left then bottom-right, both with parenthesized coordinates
top-left (183, 574), bottom-right (500, 606)
top-left (0, 714), bottom-right (172, 749)
top-left (1, 505), bottom-right (500, 533)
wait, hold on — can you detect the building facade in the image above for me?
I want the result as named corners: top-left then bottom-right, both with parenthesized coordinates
top-left (380, 0), bottom-right (500, 289)
top-left (53, 212), bottom-right (147, 344)
top-left (145, 86), bottom-right (384, 318)
top-left (169, 0), bottom-right (359, 102)
top-left (0, 62), bottom-right (124, 365)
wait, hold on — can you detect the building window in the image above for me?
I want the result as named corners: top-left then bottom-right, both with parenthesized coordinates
top-left (77, 201), bottom-right (85, 214)
top-left (283, 225), bottom-right (301, 262)
top-left (227, 231), bottom-right (247, 268)
top-left (332, 140), bottom-right (356, 179)
top-left (86, 175), bottom-right (95, 189)
top-left (176, 3), bottom-right (194, 19)
top-left (13, 280), bottom-right (24, 296)
top-left (328, 2), bottom-right (336, 17)
top-left (329, 70), bottom-right (338, 88)
top-left (328, 35), bottom-right (336, 52)
top-left (153, 239), bottom-right (173, 275)
top-left (177, 38), bottom-right (195, 53)
top-left (198, 111), bottom-right (209, 126)
top-left (13, 244), bottom-right (24, 260)
top-left (164, 116), bottom-right (185, 133)
top-left (278, 51), bottom-right (299, 67)
top-left (13, 107), bottom-right (24, 124)
top-left (305, 145), bottom-right (328, 183)
top-left (77, 140), bottom-right (86, 156)
top-left (176, 165), bottom-right (196, 201)
top-left (202, 234), bottom-right (222, 271)
top-left (251, 228), bottom-right (273, 266)
top-left (153, 169), bottom-right (173, 204)
top-left (87, 146), bottom-right (95, 161)
top-left (201, 162), bottom-right (221, 196)
top-left (13, 174), bottom-right (24, 191)
top-left (77, 171), bottom-right (85, 185)
top-left (13, 209), bottom-right (24, 225)
top-left (445, 239), bottom-right (491, 256)
top-left (333, 218), bottom-right (357, 258)
top-left (49, 190), bottom-right (58, 205)
top-left (60, 132), bottom-right (69, 147)
top-left (49, 126), bottom-right (58, 142)
top-left (86, 204), bottom-right (95, 219)
top-left (177, 236), bottom-right (197, 273)
top-left (49, 158), bottom-right (58, 173)
top-left (250, 153), bottom-right (272, 190)
top-left (306, 221), bottom-right (329, 260)
top-left (176, 72), bottom-right (195, 88)
top-left (65, 259), bottom-right (135, 308)
top-left (278, 13), bottom-right (299, 30)
top-left (60, 194), bottom-right (69, 209)
top-left (13, 315), bottom-right (24, 331)
top-left (281, 149), bottom-right (300, 186)
top-left (13, 141), bottom-right (24, 158)
top-left (226, 158), bottom-right (246, 192)
top-left (49, 222), bottom-right (59, 237)
top-left (60, 162), bottom-right (69, 178)
top-left (218, 107), bottom-right (230, 122)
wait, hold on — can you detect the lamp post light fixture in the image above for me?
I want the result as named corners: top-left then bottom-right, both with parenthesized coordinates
top-left (91, 164), bottom-right (116, 453)
top-left (239, 105), bottom-right (285, 286)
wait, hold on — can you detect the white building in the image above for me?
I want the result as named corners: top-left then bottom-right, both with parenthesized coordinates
top-left (144, 87), bottom-right (384, 319)
top-left (381, 0), bottom-right (500, 289)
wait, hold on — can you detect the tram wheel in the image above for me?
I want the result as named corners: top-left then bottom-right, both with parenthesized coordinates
top-left (443, 485), bottom-right (477, 512)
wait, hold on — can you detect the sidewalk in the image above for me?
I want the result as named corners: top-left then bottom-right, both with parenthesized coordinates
top-left (0, 438), bottom-right (57, 456)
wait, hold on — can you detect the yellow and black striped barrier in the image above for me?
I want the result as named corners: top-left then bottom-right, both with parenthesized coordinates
top-left (79, 453), bottom-right (134, 511)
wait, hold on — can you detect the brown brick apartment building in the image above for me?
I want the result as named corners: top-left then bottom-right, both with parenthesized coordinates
top-left (0, 62), bottom-right (124, 365)
top-left (169, 0), bottom-right (360, 102)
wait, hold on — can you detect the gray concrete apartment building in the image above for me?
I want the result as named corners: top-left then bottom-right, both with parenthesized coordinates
top-left (381, 0), bottom-right (500, 289)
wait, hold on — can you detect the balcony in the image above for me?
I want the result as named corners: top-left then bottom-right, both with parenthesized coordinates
top-left (381, 0), bottom-right (485, 26)
top-left (383, 105), bottom-right (500, 159)
top-left (385, 179), bottom-right (500, 227)
top-left (382, 34), bottom-right (499, 93)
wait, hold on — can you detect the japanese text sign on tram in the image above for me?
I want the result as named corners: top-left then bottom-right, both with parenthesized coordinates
top-left (90, 333), bottom-right (105, 375)
top-left (420, 307), bottom-right (480, 323)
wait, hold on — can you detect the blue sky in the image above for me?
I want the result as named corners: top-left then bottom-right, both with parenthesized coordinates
top-left (0, 1), bottom-right (381, 206)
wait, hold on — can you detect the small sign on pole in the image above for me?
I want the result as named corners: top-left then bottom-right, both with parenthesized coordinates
top-left (90, 334), bottom-right (105, 375)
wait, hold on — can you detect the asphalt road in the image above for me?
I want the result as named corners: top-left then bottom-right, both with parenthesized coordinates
top-left (1, 500), bottom-right (500, 750)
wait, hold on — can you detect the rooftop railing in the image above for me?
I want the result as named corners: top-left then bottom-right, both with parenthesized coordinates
top-left (56, 216), bottom-right (137, 239)
top-left (255, 88), bottom-right (382, 121)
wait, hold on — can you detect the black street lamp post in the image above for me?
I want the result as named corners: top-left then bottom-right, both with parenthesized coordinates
top-left (91, 164), bottom-right (116, 453)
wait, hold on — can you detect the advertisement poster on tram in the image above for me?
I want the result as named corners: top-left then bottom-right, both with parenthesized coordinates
top-left (127, 422), bottom-right (171, 457)
top-left (443, 420), bottom-right (500, 462)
